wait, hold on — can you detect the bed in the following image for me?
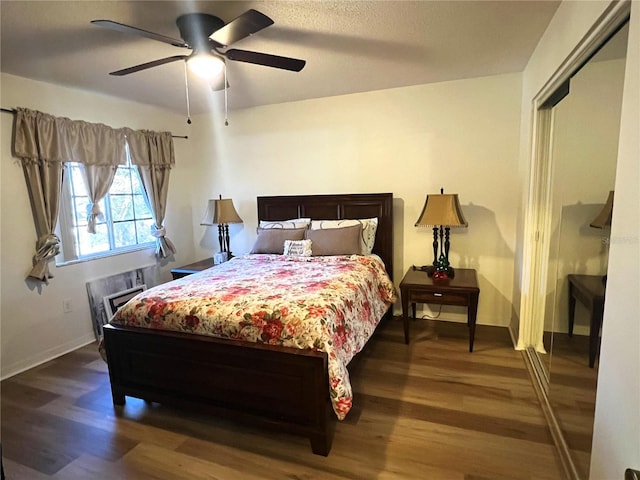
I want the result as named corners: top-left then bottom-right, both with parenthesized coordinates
top-left (102, 193), bottom-right (395, 455)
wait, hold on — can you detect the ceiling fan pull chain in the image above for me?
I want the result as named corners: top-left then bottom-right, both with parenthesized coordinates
top-left (184, 61), bottom-right (192, 125)
top-left (224, 63), bottom-right (229, 126)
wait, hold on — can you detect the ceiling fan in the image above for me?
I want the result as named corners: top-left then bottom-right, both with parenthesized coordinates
top-left (91, 9), bottom-right (306, 83)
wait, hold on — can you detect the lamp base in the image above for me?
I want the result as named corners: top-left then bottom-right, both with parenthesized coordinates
top-left (413, 264), bottom-right (437, 276)
top-left (413, 264), bottom-right (456, 279)
top-left (438, 266), bottom-right (456, 279)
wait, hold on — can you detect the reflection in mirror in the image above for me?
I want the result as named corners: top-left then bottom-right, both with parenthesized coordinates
top-left (542, 21), bottom-right (628, 479)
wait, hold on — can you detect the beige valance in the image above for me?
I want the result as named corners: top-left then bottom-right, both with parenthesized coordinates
top-left (13, 108), bottom-right (127, 166)
top-left (125, 129), bottom-right (175, 167)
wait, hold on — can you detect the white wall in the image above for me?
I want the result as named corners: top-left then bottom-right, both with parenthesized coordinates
top-left (190, 73), bottom-right (523, 328)
top-left (0, 73), bottom-right (196, 378)
top-left (520, 1), bottom-right (640, 478)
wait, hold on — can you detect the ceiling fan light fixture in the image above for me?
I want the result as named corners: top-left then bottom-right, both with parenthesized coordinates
top-left (188, 52), bottom-right (224, 79)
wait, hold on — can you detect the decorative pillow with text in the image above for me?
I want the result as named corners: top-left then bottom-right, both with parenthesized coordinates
top-left (283, 239), bottom-right (313, 257)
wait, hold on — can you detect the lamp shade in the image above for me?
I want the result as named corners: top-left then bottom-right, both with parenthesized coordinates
top-left (589, 191), bottom-right (614, 229)
top-left (415, 193), bottom-right (468, 227)
top-left (200, 197), bottom-right (243, 225)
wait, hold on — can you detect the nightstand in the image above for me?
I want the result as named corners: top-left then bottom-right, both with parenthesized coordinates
top-left (170, 258), bottom-right (215, 280)
top-left (400, 267), bottom-right (480, 351)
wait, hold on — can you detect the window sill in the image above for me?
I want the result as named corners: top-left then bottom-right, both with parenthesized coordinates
top-left (55, 243), bottom-right (156, 267)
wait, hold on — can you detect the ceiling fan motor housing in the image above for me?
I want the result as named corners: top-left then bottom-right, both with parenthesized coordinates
top-left (176, 13), bottom-right (225, 50)
top-left (93, 9), bottom-right (305, 76)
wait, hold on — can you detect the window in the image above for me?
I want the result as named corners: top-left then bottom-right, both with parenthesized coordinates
top-left (57, 154), bottom-right (155, 264)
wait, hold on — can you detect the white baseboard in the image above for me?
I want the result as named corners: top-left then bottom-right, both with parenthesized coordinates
top-left (1, 332), bottom-right (97, 380)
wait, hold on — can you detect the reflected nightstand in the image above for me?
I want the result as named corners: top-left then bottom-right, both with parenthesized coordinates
top-left (568, 274), bottom-right (605, 368)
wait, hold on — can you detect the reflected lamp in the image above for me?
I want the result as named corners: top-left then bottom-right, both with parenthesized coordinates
top-left (589, 190), bottom-right (614, 285)
top-left (590, 190), bottom-right (614, 229)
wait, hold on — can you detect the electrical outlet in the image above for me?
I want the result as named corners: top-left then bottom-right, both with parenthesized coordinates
top-left (63, 299), bottom-right (73, 313)
top-left (602, 236), bottom-right (610, 246)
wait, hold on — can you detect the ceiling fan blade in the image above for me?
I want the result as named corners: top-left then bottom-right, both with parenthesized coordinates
top-left (91, 19), bottom-right (189, 48)
top-left (209, 9), bottom-right (274, 47)
top-left (225, 49), bottom-right (306, 72)
top-left (109, 55), bottom-right (189, 76)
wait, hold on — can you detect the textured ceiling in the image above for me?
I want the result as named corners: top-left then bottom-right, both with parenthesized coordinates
top-left (1, 1), bottom-right (560, 115)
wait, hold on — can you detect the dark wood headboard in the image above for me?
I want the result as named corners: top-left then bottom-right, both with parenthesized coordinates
top-left (257, 193), bottom-right (394, 280)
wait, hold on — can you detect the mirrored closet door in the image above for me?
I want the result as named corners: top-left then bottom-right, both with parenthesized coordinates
top-left (541, 21), bottom-right (628, 480)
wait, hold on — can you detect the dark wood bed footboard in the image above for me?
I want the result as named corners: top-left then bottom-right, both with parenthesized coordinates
top-left (103, 324), bottom-right (334, 455)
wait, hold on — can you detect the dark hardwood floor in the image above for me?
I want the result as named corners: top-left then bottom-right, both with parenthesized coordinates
top-left (1, 317), bottom-right (565, 479)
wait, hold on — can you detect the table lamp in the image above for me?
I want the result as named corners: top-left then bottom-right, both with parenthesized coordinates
top-left (415, 188), bottom-right (468, 279)
top-left (589, 190), bottom-right (613, 285)
top-left (200, 195), bottom-right (243, 258)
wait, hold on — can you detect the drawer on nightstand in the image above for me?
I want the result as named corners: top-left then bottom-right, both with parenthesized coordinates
top-left (408, 291), bottom-right (469, 305)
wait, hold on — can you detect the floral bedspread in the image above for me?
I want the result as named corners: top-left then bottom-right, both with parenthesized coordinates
top-left (110, 254), bottom-right (397, 420)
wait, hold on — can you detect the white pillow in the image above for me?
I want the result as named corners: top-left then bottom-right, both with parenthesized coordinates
top-left (283, 239), bottom-right (313, 257)
top-left (310, 218), bottom-right (378, 255)
top-left (259, 218), bottom-right (311, 230)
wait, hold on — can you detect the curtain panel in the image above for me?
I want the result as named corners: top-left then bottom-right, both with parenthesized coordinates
top-left (79, 164), bottom-right (118, 233)
top-left (12, 108), bottom-right (176, 282)
top-left (126, 129), bottom-right (177, 258)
